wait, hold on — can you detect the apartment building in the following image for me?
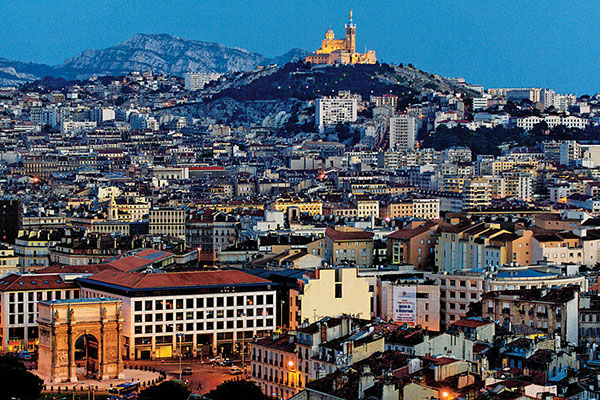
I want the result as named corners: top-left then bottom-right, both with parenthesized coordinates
top-left (324, 226), bottom-right (374, 268)
top-left (433, 271), bottom-right (487, 328)
top-left (14, 230), bottom-right (62, 272)
top-left (79, 269), bottom-right (276, 359)
top-left (0, 244), bottom-right (19, 275)
top-left (148, 207), bottom-right (187, 240)
top-left (377, 278), bottom-right (441, 331)
top-left (389, 115), bottom-right (417, 151)
top-left (482, 287), bottom-right (579, 344)
top-left (0, 274), bottom-right (80, 352)
top-left (271, 198), bottom-right (323, 217)
top-left (186, 210), bottom-right (240, 266)
top-left (531, 232), bottom-right (583, 264)
top-left (251, 334), bottom-right (303, 400)
top-left (297, 268), bottom-right (371, 325)
top-left (315, 95), bottom-right (358, 132)
top-left (386, 221), bottom-right (437, 269)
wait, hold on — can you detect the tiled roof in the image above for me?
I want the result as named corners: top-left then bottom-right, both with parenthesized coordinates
top-left (0, 274), bottom-right (78, 291)
top-left (325, 226), bottom-right (374, 241)
top-left (82, 269), bottom-right (271, 290)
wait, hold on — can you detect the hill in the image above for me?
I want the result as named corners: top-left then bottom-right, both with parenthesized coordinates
top-left (169, 61), bottom-right (477, 129)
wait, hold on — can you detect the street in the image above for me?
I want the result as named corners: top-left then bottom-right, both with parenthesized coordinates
top-left (126, 358), bottom-right (247, 395)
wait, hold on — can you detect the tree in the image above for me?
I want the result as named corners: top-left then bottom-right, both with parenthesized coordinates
top-left (138, 380), bottom-right (191, 400)
top-left (205, 380), bottom-right (265, 400)
top-left (0, 355), bottom-right (44, 400)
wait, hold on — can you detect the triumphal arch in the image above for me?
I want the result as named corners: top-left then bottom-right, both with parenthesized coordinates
top-left (37, 297), bottom-right (125, 383)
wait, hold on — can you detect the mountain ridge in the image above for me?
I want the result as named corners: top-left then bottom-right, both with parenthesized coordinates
top-left (0, 33), bottom-right (309, 85)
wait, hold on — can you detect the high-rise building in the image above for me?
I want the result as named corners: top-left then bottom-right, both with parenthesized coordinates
top-left (184, 72), bottom-right (221, 91)
top-left (90, 107), bottom-right (115, 123)
top-left (389, 115), bottom-right (417, 151)
top-left (0, 200), bottom-right (21, 244)
top-left (30, 108), bottom-right (57, 128)
top-left (315, 94), bottom-right (358, 132)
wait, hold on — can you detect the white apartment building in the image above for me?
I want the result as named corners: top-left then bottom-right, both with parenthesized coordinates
top-left (413, 198), bottom-right (441, 220)
top-left (0, 274), bottom-right (80, 352)
top-left (315, 96), bottom-right (358, 132)
top-left (61, 121), bottom-right (97, 135)
top-left (90, 107), bottom-right (116, 123)
top-left (184, 72), bottom-right (221, 91)
top-left (79, 270), bottom-right (277, 360)
top-left (389, 115), bottom-right (417, 151)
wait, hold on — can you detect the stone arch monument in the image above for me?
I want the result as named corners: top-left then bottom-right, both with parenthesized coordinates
top-left (37, 298), bottom-right (125, 383)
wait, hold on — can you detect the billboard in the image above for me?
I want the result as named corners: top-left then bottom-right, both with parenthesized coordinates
top-left (393, 285), bottom-right (417, 325)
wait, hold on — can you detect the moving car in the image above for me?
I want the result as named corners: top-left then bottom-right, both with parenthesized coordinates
top-left (182, 367), bottom-right (193, 375)
top-left (230, 366), bottom-right (243, 375)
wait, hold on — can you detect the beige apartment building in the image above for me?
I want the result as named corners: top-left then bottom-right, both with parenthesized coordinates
top-left (149, 207), bottom-right (187, 240)
top-left (324, 226), bottom-right (374, 267)
top-left (297, 268), bottom-right (371, 325)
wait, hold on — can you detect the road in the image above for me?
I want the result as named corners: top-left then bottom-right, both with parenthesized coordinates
top-left (126, 358), bottom-right (247, 395)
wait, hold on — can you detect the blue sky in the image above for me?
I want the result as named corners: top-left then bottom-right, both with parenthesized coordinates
top-left (1, 0), bottom-right (599, 94)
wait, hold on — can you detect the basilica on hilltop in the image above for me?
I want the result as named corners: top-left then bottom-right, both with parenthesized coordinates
top-left (305, 11), bottom-right (377, 65)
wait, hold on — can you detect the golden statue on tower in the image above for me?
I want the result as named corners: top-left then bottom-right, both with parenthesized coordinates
top-left (305, 10), bottom-right (377, 65)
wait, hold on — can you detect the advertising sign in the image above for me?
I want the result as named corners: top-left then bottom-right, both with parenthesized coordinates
top-left (393, 285), bottom-right (417, 325)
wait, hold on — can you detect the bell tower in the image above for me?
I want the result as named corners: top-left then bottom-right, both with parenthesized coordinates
top-left (345, 10), bottom-right (356, 53)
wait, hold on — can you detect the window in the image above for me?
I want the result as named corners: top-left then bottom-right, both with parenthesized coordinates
top-left (134, 301), bottom-right (142, 311)
top-left (335, 283), bottom-right (342, 298)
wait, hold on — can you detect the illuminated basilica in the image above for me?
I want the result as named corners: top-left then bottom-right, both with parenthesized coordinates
top-left (305, 11), bottom-right (377, 65)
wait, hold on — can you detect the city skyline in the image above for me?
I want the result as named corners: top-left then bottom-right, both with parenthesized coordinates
top-left (1, 0), bottom-right (600, 94)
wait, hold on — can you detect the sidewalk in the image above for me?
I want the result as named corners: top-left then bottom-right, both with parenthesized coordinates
top-left (35, 366), bottom-right (162, 391)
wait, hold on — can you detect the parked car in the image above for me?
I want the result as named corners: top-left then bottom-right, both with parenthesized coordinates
top-left (17, 351), bottom-right (31, 360)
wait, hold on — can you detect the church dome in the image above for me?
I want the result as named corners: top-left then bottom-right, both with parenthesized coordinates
top-left (325, 29), bottom-right (335, 40)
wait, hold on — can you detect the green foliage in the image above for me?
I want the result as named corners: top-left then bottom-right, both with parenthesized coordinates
top-left (0, 355), bottom-right (44, 400)
top-left (422, 124), bottom-right (600, 156)
top-left (138, 380), bottom-right (191, 400)
top-left (205, 380), bottom-right (265, 400)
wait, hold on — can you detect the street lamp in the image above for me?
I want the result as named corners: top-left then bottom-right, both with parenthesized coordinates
top-left (240, 312), bottom-right (246, 374)
top-left (176, 332), bottom-right (184, 381)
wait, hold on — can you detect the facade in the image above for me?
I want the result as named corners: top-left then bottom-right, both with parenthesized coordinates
top-left (0, 273), bottom-right (80, 353)
top-left (148, 207), bottom-right (187, 240)
top-left (482, 287), bottom-right (579, 345)
top-left (389, 115), bottom-right (417, 151)
top-left (434, 271), bottom-right (486, 328)
top-left (251, 334), bottom-right (303, 400)
top-left (324, 226), bottom-right (374, 267)
top-left (386, 222), bottom-right (437, 269)
top-left (315, 95), bottom-right (358, 132)
top-left (297, 268), bottom-right (371, 325)
top-left (184, 72), bottom-right (221, 91)
top-left (0, 244), bottom-right (19, 275)
top-left (305, 11), bottom-right (376, 65)
top-left (78, 269), bottom-right (277, 360)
